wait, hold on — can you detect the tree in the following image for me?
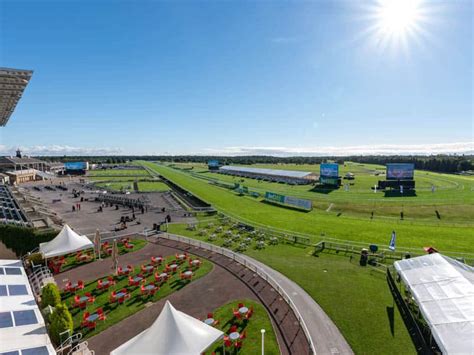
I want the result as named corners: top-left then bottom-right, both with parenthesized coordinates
top-left (41, 283), bottom-right (61, 308)
top-left (49, 303), bottom-right (73, 345)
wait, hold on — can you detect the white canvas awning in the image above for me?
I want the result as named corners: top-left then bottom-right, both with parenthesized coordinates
top-left (111, 301), bottom-right (224, 355)
top-left (39, 224), bottom-right (93, 258)
top-left (394, 253), bottom-right (474, 354)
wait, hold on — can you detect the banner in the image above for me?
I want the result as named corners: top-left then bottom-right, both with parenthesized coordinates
top-left (389, 231), bottom-right (396, 251)
top-left (386, 163), bottom-right (414, 180)
top-left (265, 192), bottom-right (312, 211)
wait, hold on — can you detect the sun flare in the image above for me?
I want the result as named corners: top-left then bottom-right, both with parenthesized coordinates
top-left (377, 0), bottom-right (421, 35)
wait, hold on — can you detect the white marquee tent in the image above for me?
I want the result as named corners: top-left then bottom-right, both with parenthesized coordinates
top-left (394, 253), bottom-right (474, 354)
top-left (39, 224), bottom-right (93, 258)
top-left (111, 301), bottom-right (224, 355)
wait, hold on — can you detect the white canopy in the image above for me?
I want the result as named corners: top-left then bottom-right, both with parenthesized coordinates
top-left (394, 253), bottom-right (474, 355)
top-left (111, 301), bottom-right (224, 355)
top-left (39, 224), bottom-right (93, 258)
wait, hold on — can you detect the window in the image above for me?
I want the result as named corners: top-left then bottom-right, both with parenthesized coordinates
top-left (13, 310), bottom-right (37, 326)
top-left (0, 268), bottom-right (4, 275)
top-left (0, 351), bottom-right (19, 355)
top-left (0, 312), bottom-right (13, 328)
top-left (0, 285), bottom-right (7, 296)
top-left (4, 268), bottom-right (22, 275)
top-left (8, 285), bottom-right (28, 296)
top-left (21, 347), bottom-right (49, 355)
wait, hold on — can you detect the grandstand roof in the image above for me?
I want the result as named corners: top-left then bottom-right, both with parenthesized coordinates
top-left (0, 156), bottom-right (44, 165)
top-left (0, 259), bottom-right (55, 354)
top-left (0, 67), bottom-right (34, 126)
top-left (219, 165), bottom-right (314, 179)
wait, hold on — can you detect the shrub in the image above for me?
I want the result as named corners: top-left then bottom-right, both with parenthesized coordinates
top-left (27, 252), bottom-right (44, 266)
top-left (0, 225), bottom-right (56, 257)
top-left (41, 283), bottom-right (61, 308)
top-left (49, 303), bottom-right (73, 345)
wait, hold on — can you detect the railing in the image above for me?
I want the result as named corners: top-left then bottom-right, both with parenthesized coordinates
top-left (160, 232), bottom-right (316, 354)
top-left (56, 332), bottom-right (83, 355)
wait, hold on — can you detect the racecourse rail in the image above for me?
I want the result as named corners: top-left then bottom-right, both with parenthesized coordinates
top-left (160, 232), bottom-right (317, 354)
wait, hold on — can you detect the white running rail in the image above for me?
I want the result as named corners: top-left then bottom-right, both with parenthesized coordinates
top-left (160, 232), bottom-right (317, 354)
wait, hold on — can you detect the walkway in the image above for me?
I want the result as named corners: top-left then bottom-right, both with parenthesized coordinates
top-left (155, 237), bottom-right (312, 355)
top-left (54, 240), bottom-right (290, 354)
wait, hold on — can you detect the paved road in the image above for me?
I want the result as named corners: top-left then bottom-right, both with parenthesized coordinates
top-left (241, 255), bottom-right (353, 355)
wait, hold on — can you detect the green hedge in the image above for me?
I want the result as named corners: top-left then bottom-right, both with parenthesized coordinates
top-left (0, 225), bottom-right (56, 257)
top-left (41, 284), bottom-right (61, 308)
top-left (49, 303), bottom-right (73, 345)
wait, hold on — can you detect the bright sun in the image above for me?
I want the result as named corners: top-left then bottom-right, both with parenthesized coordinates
top-left (364, 0), bottom-right (430, 52)
top-left (377, 0), bottom-right (421, 35)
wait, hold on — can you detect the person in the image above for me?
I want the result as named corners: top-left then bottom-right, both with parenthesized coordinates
top-left (132, 213), bottom-right (136, 220)
top-left (72, 205), bottom-right (75, 212)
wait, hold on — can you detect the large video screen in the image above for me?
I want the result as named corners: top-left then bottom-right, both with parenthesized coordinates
top-left (386, 163), bottom-right (414, 180)
top-left (208, 160), bottom-right (220, 168)
top-left (64, 162), bottom-right (87, 170)
top-left (320, 163), bottom-right (339, 178)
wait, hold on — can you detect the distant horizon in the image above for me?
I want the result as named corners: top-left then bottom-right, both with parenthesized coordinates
top-left (1, 141), bottom-right (472, 157)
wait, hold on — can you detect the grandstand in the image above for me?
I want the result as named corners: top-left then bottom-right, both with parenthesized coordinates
top-left (0, 184), bottom-right (28, 226)
top-left (0, 67), bottom-right (34, 126)
top-left (218, 165), bottom-right (318, 185)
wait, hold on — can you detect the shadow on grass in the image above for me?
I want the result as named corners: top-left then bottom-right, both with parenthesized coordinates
top-left (383, 190), bottom-right (417, 197)
top-left (310, 184), bottom-right (340, 194)
top-left (386, 306), bottom-right (395, 337)
top-left (260, 200), bottom-right (311, 213)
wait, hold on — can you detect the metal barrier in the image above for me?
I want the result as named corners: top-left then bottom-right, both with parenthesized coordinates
top-left (161, 233), bottom-right (316, 354)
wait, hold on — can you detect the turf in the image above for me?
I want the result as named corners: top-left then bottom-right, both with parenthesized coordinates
top-left (141, 161), bottom-right (474, 254)
top-left (204, 299), bottom-right (280, 355)
top-left (59, 239), bottom-right (147, 272)
top-left (62, 254), bottom-right (213, 339)
top-left (167, 219), bottom-right (416, 355)
top-left (88, 169), bottom-right (151, 177)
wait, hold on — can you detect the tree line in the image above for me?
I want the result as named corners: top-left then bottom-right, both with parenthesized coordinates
top-left (39, 155), bottom-right (473, 174)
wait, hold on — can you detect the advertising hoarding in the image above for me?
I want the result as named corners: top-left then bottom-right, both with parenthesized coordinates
top-left (265, 192), bottom-right (312, 211)
top-left (386, 163), bottom-right (415, 180)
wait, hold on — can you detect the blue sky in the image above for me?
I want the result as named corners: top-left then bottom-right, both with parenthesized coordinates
top-left (0, 0), bottom-right (472, 155)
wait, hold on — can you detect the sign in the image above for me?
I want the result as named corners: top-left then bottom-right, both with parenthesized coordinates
top-left (264, 192), bottom-right (312, 211)
top-left (208, 160), bottom-right (220, 168)
top-left (64, 162), bottom-right (87, 170)
top-left (320, 163), bottom-right (339, 177)
top-left (386, 163), bottom-right (414, 180)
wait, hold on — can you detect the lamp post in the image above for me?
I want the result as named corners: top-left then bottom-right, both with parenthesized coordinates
top-left (261, 329), bottom-right (265, 355)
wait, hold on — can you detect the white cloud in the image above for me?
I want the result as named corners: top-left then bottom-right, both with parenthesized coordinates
top-left (201, 142), bottom-right (474, 156)
top-left (0, 145), bottom-right (123, 156)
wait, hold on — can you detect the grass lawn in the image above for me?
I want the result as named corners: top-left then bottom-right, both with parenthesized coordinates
top-left (168, 220), bottom-right (416, 355)
top-left (62, 254), bottom-right (213, 339)
top-left (205, 299), bottom-right (280, 355)
top-left (88, 169), bottom-right (151, 177)
top-left (59, 239), bottom-right (147, 273)
top-left (142, 161), bottom-right (474, 254)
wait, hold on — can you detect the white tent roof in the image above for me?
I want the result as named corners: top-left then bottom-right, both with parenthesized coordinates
top-left (39, 224), bottom-right (93, 258)
top-left (394, 253), bottom-right (474, 354)
top-left (111, 301), bottom-right (224, 355)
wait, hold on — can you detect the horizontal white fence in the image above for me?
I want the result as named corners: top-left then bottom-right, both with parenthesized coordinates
top-left (161, 232), bottom-right (316, 354)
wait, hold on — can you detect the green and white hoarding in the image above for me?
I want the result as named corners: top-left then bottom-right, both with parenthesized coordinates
top-left (265, 192), bottom-right (312, 211)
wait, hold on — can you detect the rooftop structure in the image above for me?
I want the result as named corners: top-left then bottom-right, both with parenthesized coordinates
top-left (394, 253), bottom-right (474, 355)
top-left (0, 67), bottom-right (34, 126)
top-left (218, 165), bottom-right (318, 185)
top-left (0, 259), bottom-right (55, 354)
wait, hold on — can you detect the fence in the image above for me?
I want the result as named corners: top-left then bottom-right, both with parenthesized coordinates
top-left (160, 232), bottom-right (316, 354)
